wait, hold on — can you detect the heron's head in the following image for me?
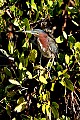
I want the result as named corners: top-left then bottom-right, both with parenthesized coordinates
top-left (26, 29), bottom-right (46, 37)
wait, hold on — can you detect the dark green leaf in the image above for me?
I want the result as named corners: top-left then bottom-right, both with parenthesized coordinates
top-left (4, 67), bottom-right (12, 77)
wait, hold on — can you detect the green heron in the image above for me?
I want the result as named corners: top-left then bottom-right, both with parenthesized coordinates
top-left (25, 29), bottom-right (58, 60)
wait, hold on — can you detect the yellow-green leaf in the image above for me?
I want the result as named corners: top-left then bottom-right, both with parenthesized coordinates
top-left (26, 71), bottom-right (32, 79)
top-left (39, 76), bottom-right (47, 84)
top-left (17, 97), bottom-right (25, 105)
top-left (19, 62), bottom-right (23, 70)
top-left (56, 36), bottom-right (63, 43)
top-left (65, 54), bottom-right (69, 64)
top-left (31, 3), bottom-right (37, 11)
top-left (65, 79), bottom-right (74, 91)
top-left (60, 78), bottom-right (74, 91)
top-left (14, 102), bottom-right (27, 113)
top-left (42, 104), bottom-right (46, 114)
top-left (4, 67), bottom-right (12, 77)
top-left (58, 71), bottom-right (62, 76)
top-left (74, 42), bottom-right (80, 50)
top-left (28, 49), bottom-right (37, 63)
top-left (51, 83), bottom-right (55, 91)
top-left (12, 118), bottom-right (16, 120)
top-left (52, 102), bottom-right (59, 118)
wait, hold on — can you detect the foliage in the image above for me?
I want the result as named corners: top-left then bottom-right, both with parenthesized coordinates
top-left (0, 0), bottom-right (80, 120)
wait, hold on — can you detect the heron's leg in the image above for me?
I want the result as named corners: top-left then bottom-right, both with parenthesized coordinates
top-left (39, 53), bottom-right (42, 66)
top-left (46, 58), bottom-right (54, 79)
top-left (47, 57), bottom-right (54, 71)
top-left (37, 54), bottom-right (42, 76)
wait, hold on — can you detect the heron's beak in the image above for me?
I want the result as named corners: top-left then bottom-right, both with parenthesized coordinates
top-left (25, 30), bottom-right (39, 36)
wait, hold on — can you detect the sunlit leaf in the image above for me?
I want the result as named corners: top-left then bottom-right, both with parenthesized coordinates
top-left (10, 5), bottom-right (15, 11)
top-left (74, 42), bottom-right (80, 50)
top-left (26, 71), bottom-right (32, 79)
top-left (37, 103), bottom-right (41, 108)
top-left (63, 31), bottom-right (67, 39)
top-left (42, 103), bottom-right (46, 114)
top-left (46, 104), bottom-right (50, 115)
top-left (62, 69), bottom-right (68, 74)
top-left (48, 0), bottom-right (53, 6)
top-left (51, 83), bottom-right (55, 91)
top-left (39, 76), bottom-right (47, 84)
top-left (19, 62), bottom-right (23, 70)
top-left (17, 97), bottom-right (25, 105)
top-left (14, 102), bottom-right (27, 113)
top-left (58, 71), bottom-right (62, 76)
top-left (41, 118), bottom-right (46, 120)
top-left (43, 94), bottom-right (47, 101)
top-left (31, 2), bottom-right (37, 11)
top-left (14, 18), bottom-right (19, 26)
top-left (12, 118), bottom-right (16, 120)
top-left (22, 41), bottom-right (28, 48)
top-left (72, 20), bottom-right (79, 26)
top-left (9, 79), bottom-right (21, 86)
top-left (65, 54), bottom-right (69, 64)
top-left (58, 69), bottom-right (68, 77)
top-left (56, 36), bottom-right (63, 43)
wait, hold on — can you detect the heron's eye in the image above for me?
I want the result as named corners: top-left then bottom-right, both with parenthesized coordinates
top-left (36, 32), bottom-right (39, 36)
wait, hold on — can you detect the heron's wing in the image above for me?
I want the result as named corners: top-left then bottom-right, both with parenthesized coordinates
top-left (48, 37), bottom-right (58, 57)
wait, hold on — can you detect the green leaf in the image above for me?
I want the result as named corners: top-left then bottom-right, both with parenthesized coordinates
top-left (28, 49), bottom-right (37, 63)
top-left (22, 41), bottom-right (28, 48)
top-left (56, 36), bottom-right (63, 43)
top-left (4, 67), bottom-right (12, 77)
top-left (51, 83), bottom-right (55, 91)
top-left (60, 79), bottom-right (74, 91)
top-left (65, 54), bottom-right (69, 64)
top-left (31, 0), bottom-right (34, 4)
top-left (52, 102), bottom-right (59, 118)
top-left (42, 103), bottom-right (46, 114)
top-left (65, 79), bottom-right (74, 91)
top-left (14, 18), bottom-right (19, 26)
top-left (12, 118), bottom-right (16, 120)
top-left (39, 76), bottom-right (47, 84)
top-left (47, 0), bottom-right (53, 6)
top-left (68, 35), bottom-right (76, 49)
top-left (10, 5), bottom-right (15, 11)
top-left (26, 71), bottom-right (32, 79)
top-left (17, 97), bottom-right (25, 105)
top-left (58, 69), bottom-right (68, 77)
top-left (9, 79), bottom-right (21, 86)
top-left (14, 102), bottom-right (27, 113)
top-left (19, 62), bottom-right (23, 70)
top-left (74, 42), bottom-right (80, 50)
top-left (31, 3), bottom-right (37, 11)
top-left (41, 118), bottom-right (46, 120)
top-left (6, 103), bottom-right (11, 116)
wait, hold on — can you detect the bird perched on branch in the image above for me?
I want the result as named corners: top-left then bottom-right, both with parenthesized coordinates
top-left (25, 29), bottom-right (58, 60)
